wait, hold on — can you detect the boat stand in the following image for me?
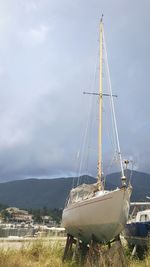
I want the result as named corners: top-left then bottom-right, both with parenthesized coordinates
top-left (62, 233), bottom-right (76, 261)
top-left (131, 245), bottom-right (137, 256)
top-left (86, 236), bottom-right (128, 267)
top-left (63, 234), bottom-right (128, 266)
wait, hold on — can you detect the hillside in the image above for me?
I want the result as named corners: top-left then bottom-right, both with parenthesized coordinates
top-left (0, 170), bottom-right (149, 209)
top-left (105, 170), bottom-right (150, 201)
top-left (0, 176), bottom-right (95, 209)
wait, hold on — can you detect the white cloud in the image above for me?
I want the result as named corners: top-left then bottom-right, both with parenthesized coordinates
top-left (20, 0), bottom-right (39, 14)
top-left (20, 24), bottom-right (49, 46)
top-left (0, 16), bottom-right (10, 31)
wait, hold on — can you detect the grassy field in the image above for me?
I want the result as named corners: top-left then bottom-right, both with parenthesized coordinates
top-left (0, 240), bottom-right (149, 267)
top-left (130, 256), bottom-right (150, 267)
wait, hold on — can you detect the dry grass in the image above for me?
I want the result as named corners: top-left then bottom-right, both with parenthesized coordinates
top-left (129, 258), bottom-right (150, 267)
top-left (0, 240), bottom-right (69, 267)
top-left (129, 252), bottom-right (150, 267)
top-left (0, 240), bottom-right (149, 267)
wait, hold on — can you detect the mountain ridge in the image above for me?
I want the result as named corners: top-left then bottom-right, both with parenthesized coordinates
top-left (0, 170), bottom-right (149, 209)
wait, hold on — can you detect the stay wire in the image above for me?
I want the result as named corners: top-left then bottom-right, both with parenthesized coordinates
top-left (103, 28), bottom-right (124, 177)
top-left (76, 39), bottom-right (99, 187)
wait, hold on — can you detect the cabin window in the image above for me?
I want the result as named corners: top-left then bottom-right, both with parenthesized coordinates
top-left (140, 214), bottom-right (149, 222)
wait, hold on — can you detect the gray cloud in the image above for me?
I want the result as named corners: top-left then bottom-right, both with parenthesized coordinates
top-left (0, 0), bottom-right (149, 181)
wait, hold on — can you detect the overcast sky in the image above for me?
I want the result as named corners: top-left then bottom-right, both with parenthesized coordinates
top-left (0, 0), bottom-right (149, 181)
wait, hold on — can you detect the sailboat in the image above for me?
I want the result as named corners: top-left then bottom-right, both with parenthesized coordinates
top-left (124, 202), bottom-right (150, 255)
top-left (62, 17), bottom-right (132, 244)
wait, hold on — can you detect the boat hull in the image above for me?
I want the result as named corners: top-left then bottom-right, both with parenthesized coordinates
top-left (124, 221), bottom-right (150, 246)
top-left (62, 187), bottom-right (131, 243)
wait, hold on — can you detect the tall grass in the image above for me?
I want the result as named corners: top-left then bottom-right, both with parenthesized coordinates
top-left (129, 251), bottom-right (150, 267)
top-left (0, 240), bottom-right (68, 267)
top-left (0, 240), bottom-right (149, 267)
top-left (129, 256), bottom-right (150, 267)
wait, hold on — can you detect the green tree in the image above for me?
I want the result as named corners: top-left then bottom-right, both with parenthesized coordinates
top-left (1, 209), bottom-right (10, 222)
top-left (33, 209), bottom-right (43, 223)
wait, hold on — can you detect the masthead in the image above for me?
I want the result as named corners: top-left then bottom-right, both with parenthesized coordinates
top-left (100, 14), bottom-right (104, 22)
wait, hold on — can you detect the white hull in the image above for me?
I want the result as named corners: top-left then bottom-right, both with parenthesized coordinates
top-left (62, 187), bottom-right (131, 243)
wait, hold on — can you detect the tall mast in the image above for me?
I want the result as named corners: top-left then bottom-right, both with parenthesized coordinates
top-left (97, 16), bottom-right (103, 189)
